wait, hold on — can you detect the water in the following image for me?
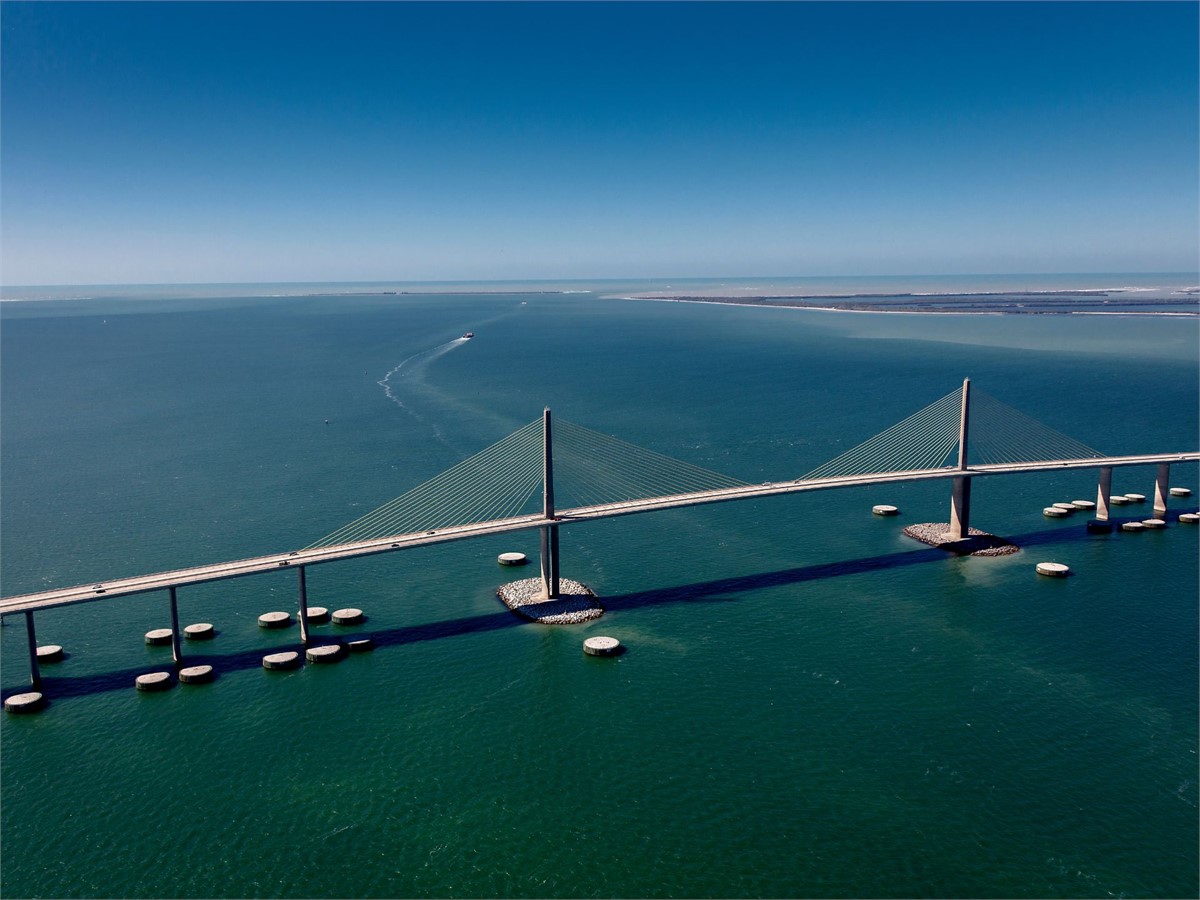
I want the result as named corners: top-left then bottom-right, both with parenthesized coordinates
top-left (2, 277), bottom-right (1197, 898)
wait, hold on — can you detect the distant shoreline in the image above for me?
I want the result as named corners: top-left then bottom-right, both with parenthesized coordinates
top-left (614, 290), bottom-right (1200, 317)
top-left (4, 278), bottom-right (1197, 309)
top-left (0, 289), bottom-right (577, 302)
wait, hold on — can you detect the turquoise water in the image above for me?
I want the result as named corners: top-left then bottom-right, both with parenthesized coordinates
top-left (2, 281), bottom-right (1197, 898)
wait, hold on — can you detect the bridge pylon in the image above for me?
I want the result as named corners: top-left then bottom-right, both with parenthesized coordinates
top-left (1153, 463), bottom-right (1171, 516)
top-left (1095, 466), bottom-right (1113, 521)
top-left (946, 377), bottom-right (973, 541)
top-left (540, 407), bottom-right (561, 599)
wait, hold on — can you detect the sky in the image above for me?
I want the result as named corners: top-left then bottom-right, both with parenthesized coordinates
top-left (1, 1), bottom-right (1197, 285)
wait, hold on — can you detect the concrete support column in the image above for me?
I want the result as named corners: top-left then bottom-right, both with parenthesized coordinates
top-left (168, 586), bottom-right (183, 667)
top-left (1153, 463), bottom-right (1170, 516)
top-left (947, 378), bottom-right (972, 541)
top-left (540, 525), bottom-right (560, 600)
top-left (1096, 466), bottom-right (1113, 521)
top-left (949, 475), bottom-right (972, 540)
top-left (540, 407), bottom-right (559, 599)
top-left (25, 610), bottom-right (41, 690)
top-left (297, 566), bottom-right (309, 646)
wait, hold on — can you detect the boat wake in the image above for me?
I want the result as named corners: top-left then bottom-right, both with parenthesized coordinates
top-left (377, 338), bottom-right (468, 409)
top-left (373, 299), bottom-right (527, 444)
top-left (375, 338), bottom-right (471, 451)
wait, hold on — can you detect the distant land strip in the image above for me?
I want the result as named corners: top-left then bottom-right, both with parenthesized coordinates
top-left (617, 290), bottom-right (1200, 316)
top-left (302, 290), bottom-right (569, 297)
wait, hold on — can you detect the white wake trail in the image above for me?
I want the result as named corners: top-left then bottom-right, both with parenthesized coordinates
top-left (377, 338), bottom-right (467, 409)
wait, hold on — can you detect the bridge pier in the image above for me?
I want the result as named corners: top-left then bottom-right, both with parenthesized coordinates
top-left (1153, 463), bottom-right (1170, 517)
top-left (25, 610), bottom-right (41, 690)
top-left (948, 476), bottom-right (973, 540)
top-left (168, 586), bottom-right (183, 667)
top-left (540, 524), bottom-right (560, 600)
top-left (1096, 466), bottom-right (1113, 521)
top-left (297, 566), bottom-right (310, 646)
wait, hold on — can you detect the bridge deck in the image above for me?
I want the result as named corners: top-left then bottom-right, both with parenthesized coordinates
top-left (1, 452), bottom-right (1195, 616)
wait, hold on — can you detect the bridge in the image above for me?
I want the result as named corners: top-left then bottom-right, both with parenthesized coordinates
top-left (3, 379), bottom-right (1196, 691)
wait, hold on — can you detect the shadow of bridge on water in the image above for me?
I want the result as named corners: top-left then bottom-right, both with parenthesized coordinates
top-left (5, 522), bottom-right (1132, 704)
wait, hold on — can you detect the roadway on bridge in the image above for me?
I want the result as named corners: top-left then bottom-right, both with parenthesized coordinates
top-left (1, 451), bottom-right (1194, 617)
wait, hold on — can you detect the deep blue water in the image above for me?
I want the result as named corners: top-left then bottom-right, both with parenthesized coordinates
top-left (1, 278), bottom-right (1197, 898)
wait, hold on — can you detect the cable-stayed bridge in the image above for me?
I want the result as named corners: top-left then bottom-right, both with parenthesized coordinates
top-left (2, 379), bottom-right (1196, 687)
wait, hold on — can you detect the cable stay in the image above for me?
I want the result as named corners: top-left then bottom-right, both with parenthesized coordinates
top-left (968, 389), bottom-right (1104, 465)
top-left (306, 416), bottom-right (750, 549)
top-left (803, 388), bottom-right (964, 479)
top-left (553, 420), bottom-right (749, 508)
top-left (305, 418), bottom-right (545, 549)
top-left (307, 386), bottom-right (1106, 550)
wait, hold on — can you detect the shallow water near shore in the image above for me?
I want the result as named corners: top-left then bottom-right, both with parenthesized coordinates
top-left (2, 279), bottom-right (1197, 898)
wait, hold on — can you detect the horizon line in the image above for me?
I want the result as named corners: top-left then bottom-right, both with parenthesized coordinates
top-left (4, 270), bottom-right (1199, 291)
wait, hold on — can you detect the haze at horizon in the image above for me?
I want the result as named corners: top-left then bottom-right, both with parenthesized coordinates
top-left (2, 1), bottom-right (1197, 286)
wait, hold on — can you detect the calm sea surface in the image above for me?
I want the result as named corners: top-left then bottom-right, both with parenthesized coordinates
top-left (2, 276), bottom-right (1197, 898)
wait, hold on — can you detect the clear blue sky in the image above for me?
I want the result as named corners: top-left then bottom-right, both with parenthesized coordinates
top-left (2, 1), bottom-right (1197, 285)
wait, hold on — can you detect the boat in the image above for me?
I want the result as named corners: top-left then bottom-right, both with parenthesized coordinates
top-left (462, 332), bottom-right (474, 339)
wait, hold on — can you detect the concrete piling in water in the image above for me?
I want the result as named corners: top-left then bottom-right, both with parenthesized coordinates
top-left (178, 665), bottom-right (214, 684)
top-left (262, 651), bottom-right (301, 670)
top-left (1036, 562), bottom-right (1070, 577)
top-left (135, 671), bottom-right (173, 691)
top-left (583, 636), bottom-right (621, 656)
top-left (5, 692), bottom-right (45, 713)
top-left (36, 644), bottom-right (64, 663)
top-left (306, 644), bottom-right (344, 663)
